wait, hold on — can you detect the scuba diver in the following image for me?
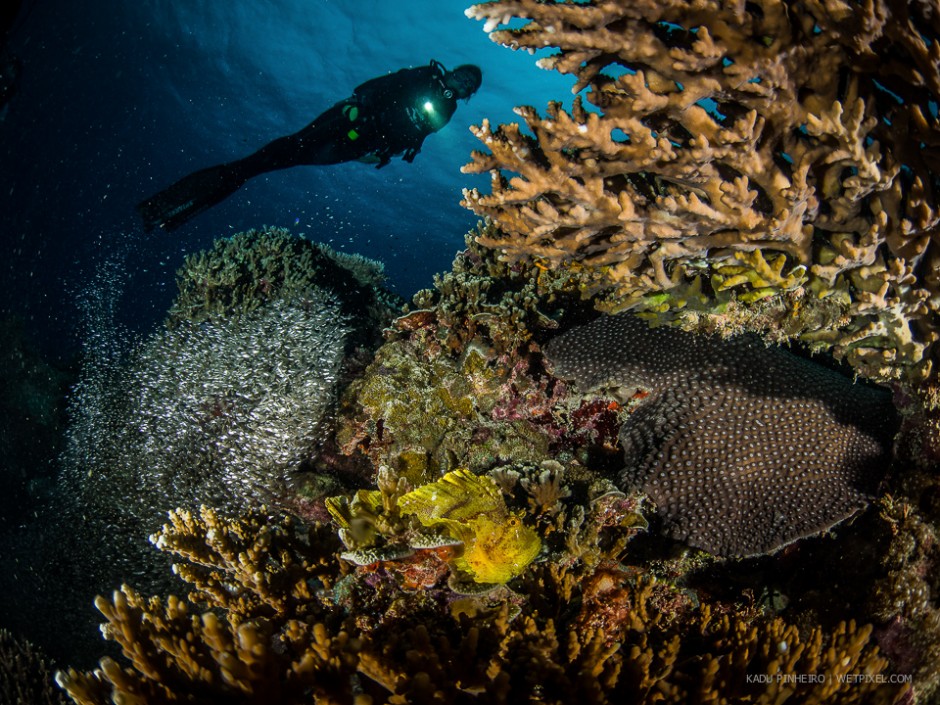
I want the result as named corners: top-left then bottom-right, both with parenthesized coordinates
top-left (137, 59), bottom-right (483, 232)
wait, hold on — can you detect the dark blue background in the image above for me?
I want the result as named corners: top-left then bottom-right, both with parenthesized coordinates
top-left (0, 0), bottom-right (574, 358)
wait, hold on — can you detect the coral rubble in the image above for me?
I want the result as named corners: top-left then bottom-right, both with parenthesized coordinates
top-left (463, 0), bottom-right (940, 406)
top-left (545, 312), bottom-right (897, 556)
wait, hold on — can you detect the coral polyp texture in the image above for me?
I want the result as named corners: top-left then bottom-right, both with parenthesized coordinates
top-left (462, 0), bottom-right (940, 397)
top-left (545, 313), bottom-right (897, 556)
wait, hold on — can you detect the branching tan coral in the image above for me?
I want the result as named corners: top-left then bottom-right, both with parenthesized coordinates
top-left (56, 508), bottom-right (360, 705)
top-left (1, 630), bottom-right (68, 705)
top-left (57, 507), bottom-right (910, 705)
top-left (148, 507), bottom-right (339, 624)
top-left (463, 0), bottom-right (940, 397)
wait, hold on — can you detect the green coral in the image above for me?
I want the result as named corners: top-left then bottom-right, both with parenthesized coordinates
top-left (337, 334), bottom-right (554, 483)
top-left (169, 225), bottom-right (401, 341)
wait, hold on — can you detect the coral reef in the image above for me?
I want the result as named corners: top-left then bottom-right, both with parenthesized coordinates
top-left (545, 312), bottom-right (897, 556)
top-left (56, 506), bottom-right (909, 705)
top-left (49, 232), bottom-right (940, 701)
top-left (64, 226), bottom-right (397, 529)
top-left (330, 468), bottom-right (542, 585)
top-left (15, 3), bottom-right (940, 697)
top-left (0, 629), bottom-right (69, 705)
top-left (0, 228), bottom-right (396, 669)
top-left (169, 225), bottom-right (399, 345)
top-left (462, 0), bottom-right (940, 404)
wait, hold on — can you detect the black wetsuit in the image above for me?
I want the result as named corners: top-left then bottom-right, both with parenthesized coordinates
top-left (235, 63), bottom-right (459, 172)
top-left (138, 62), bottom-right (461, 231)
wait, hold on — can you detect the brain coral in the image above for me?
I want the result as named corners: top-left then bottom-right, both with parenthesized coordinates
top-left (463, 0), bottom-right (940, 398)
top-left (545, 313), bottom-right (897, 556)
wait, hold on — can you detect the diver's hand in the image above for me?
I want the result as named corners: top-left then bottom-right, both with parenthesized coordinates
top-left (403, 148), bottom-right (419, 163)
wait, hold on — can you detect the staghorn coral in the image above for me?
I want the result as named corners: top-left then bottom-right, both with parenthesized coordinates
top-left (0, 629), bottom-right (69, 705)
top-left (462, 0), bottom-right (940, 400)
top-left (56, 506), bottom-right (909, 705)
top-left (545, 313), bottom-right (897, 557)
top-left (55, 507), bottom-right (359, 705)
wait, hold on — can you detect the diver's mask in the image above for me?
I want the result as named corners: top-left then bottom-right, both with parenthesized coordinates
top-left (429, 60), bottom-right (482, 100)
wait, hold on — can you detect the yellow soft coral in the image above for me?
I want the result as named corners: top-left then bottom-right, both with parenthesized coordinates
top-left (398, 469), bottom-right (542, 584)
top-left (453, 514), bottom-right (542, 584)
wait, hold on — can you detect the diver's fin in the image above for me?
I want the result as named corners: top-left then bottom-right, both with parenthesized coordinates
top-left (136, 162), bottom-right (247, 232)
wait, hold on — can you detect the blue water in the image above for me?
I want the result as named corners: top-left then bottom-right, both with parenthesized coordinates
top-left (0, 0), bottom-right (573, 358)
top-left (0, 1), bottom-right (581, 667)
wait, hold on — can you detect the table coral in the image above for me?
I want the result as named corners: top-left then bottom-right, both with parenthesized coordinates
top-left (463, 0), bottom-right (940, 403)
top-left (545, 313), bottom-right (897, 556)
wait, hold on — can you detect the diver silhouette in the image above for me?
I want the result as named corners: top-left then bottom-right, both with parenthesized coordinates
top-left (137, 60), bottom-right (483, 232)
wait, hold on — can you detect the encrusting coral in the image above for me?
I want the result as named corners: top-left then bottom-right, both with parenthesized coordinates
top-left (462, 0), bottom-right (940, 405)
top-left (545, 312), bottom-right (897, 556)
top-left (55, 506), bottom-right (909, 705)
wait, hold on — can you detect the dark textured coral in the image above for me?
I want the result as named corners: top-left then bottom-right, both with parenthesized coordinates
top-left (169, 225), bottom-right (402, 351)
top-left (545, 313), bottom-right (897, 556)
